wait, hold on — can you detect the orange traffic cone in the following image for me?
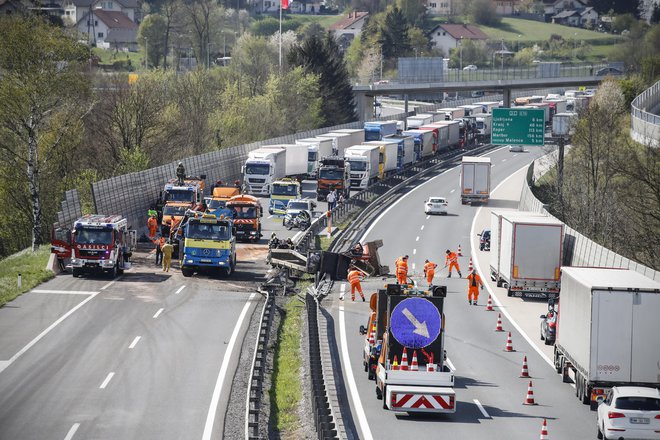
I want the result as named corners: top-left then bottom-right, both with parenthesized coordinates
top-left (400, 348), bottom-right (409, 371)
top-left (540, 418), bottom-right (549, 439)
top-left (468, 257), bottom-right (473, 272)
top-left (504, 331), bottom-right (515, 352)
top-left (392, 355), bottom-right (399, 370)
top-left (410, 351), bottom-right (419, 371)
top-left (523, 380), bottom-right (537, 405)
top-left (520, 356), bottom-right (530, 378)
top-left (485, 294), bottom-right (494, 311)
top-left (457, 244), bottom-right (463, 256)
top-left (427, 363), bottom-right (436, 372)
top-left (495, 313), bottom-right (504, 332)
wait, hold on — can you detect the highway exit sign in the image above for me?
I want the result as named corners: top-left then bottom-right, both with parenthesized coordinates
top-left (492, 108), bottom-right (545, 146)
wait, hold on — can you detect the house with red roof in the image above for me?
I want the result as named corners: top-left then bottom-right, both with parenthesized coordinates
top-left (329, 11), bottom-right (369, 51)
top-left (429, 23), bottom-right (489, 57)
top-left (76, 8), bottom-right (138, 50)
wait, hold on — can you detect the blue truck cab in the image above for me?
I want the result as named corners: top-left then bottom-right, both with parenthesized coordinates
top-left (181, 214), bottom-right (236, 277)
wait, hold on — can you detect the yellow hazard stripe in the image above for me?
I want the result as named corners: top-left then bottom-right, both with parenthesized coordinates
top-left (184, 238), bottom-right (231, 249)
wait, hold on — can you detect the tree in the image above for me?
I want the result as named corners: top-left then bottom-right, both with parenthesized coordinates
top-left (395, 0), bottom-right (427, 27)
top-left (182, 0), bottom-right (226, 68)
top-left (357, 47), bottom-right (382, 83)
top-left (0, 17), bottom-right (90, 251)
top-left (470, 0), bottom-right (501, 26)
top-left (288, 32), bottom-right (357, 125)
top-left (381, 6), bottom-right (411, 59)
top-left (407, 26), bottom-right (430, 56)
top-left (590, 0), bottom-right (641, 17)
top-left (138, 14), bottom-right (168, 68)
top-left (161, 0), bottom-right (182, 70)
top-left (230, 34), bottom-right (277, 97)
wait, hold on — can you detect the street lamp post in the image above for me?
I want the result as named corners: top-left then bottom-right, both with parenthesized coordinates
top-left (459, 36), bottom-right (463, 72)
top-left (501, 39), bottom-right (504, 70)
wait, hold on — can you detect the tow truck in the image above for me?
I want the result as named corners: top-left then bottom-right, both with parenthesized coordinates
top-left (180, 213), bottom-right (236, 277)
top-left (226, 194), bottom-right (263, 242)
top-left (268, 178), bottom-right (301, 215)
top-left (52, 214), bottom-right (136, 278)
top-left (160, 176), bottom-right (206, 233)
top-left (363, 283), bottom-right (456, 413)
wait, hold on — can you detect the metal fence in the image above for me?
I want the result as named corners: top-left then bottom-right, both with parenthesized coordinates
top-left (519, 164), bottom-right (658, 281)
top-left (53, 189), bottom-right (82, 230)
top-left (630, 79), bottom-right (660, 147)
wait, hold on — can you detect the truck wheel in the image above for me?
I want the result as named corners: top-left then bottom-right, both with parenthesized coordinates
top-left (375, 385), bottom-right (382, 400)
top-left (554, 350), bottom-right (562, 373)
top-left (582, 382), bottom-right (591, 405)
top-left (364, 361), bottom-right (368, 373)
top-left (182, 268), bottom-right (193, 277)
top-left (72, 268), bottom-right (80, 278)
top-left (544, 337), bottom-right (553, 346)
top-left (496, 279), bottom-right (503, 287)
top-left (109, 263), bottom-right (118, 279)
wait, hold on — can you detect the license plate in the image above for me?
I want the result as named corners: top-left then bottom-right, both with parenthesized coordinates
top-left (630, 417), bottom-right (649, 424)
top-left (200, 259), bottom-right (212, 263)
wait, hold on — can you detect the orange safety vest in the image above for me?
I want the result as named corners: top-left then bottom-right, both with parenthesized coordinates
top-left (446, 252), bottom-right (458, 265)
top-left (396, 258), bottom-right (408, 275)
top-left (147, 217), bottom-right (157, 230)
top-left (424, 261), bottom-right (437, 273)
top-left (348, 270), bottom-right (361, 284)
top-left (467, 272), bottom-right (482, 287)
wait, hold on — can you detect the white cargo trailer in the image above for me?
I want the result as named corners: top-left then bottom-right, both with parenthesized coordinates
top-left (264, 144), bottom-right (308, 177)
top-left (460, 156), bottom-right (491, 204)
top-left (296, 137), bottom-right (334, 177)
top-left (333, 128), bottom-right (366, 148)
top-left (318, 132), bottom-right (354, 157)
top-left (363, 140), bottom-right (399, 178)
top-left (554, 267), bottom-right (660, 409)
top-left (406, 114), bottom-right (434, 129)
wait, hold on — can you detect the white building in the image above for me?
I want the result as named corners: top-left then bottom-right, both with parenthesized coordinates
top-left (429, 23), bottom-right (489, 57)
top-left (426, 0), bottom-right (452, 16)
top-left (76, 8), bottom-right (138, 50)
top-left (63, 0), bottom-right (140, 25)
top-left (329, 11), bottom-right (369, 51)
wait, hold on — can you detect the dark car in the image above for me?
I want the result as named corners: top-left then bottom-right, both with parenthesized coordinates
top-left (540, 308), bottom-right (557, 345)
top-left (596, 67), bottom-right (623, 76)
top-left (478, 228), bottom-right (490, 251)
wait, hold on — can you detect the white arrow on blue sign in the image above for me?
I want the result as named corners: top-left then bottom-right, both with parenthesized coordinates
top-left (390, 297), bottom-right (441, 349)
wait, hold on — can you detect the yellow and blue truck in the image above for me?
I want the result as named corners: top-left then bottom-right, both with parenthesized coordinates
top-left (268, 178), bottom-right (301, 215)
top-left (180, 213), bottom-right (236, 277)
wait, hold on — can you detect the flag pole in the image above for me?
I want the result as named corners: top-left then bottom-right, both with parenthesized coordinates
top-left (279, 1), bottom-right (282, 70)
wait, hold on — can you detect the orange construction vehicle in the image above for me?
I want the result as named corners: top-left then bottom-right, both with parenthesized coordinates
top-left (226, 194), bottom-right (263, 242)
top-left (206, 183), bottom-right (241, 217)
top-left (160, 176), bottom-right (206, 234)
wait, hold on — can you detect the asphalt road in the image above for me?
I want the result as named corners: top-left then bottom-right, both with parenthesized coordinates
top-left (328, 146), bottom-right (596, 440)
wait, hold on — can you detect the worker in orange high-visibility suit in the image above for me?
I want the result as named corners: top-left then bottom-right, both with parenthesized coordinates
top-left (147, 215), bottom-right (158, 239)
top-left (423, 259), bottom-right (438, 287)
top-left (466, 269), bottom-right (484, 305)
top-left (347, 266), bottom-right (365, 301)
top-left (444, 249), bottom-right (462, 278)
top-left (395, 255), bottom-right (409, 284)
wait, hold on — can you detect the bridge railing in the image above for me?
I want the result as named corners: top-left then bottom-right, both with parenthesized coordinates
top-left (630, 79), bottom-right (660, 147)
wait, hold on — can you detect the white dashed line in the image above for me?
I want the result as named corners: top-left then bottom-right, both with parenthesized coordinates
top-left (413, 249), bottom-right (417, 255)
top-left (99, 372), bottom-right (115, 389)
top-left (415, 236), bottom-right (419, 241)
top-left (426, 215), bottom-right (430, 220)
top-left (420, 225), bottom-right (424, 230)
top-left (474, 399), bottom-right (491, 418)
top-left (153, 308), bottom-right (164, 319)
top-left (502, 158), bottom-right (507, 162)
top-left (412, 263), bottom-right (416, 270)
top-left (268, 215), bottom-right (273, 219)
top-left (63, 423), bottom-right (80, 440)
top-left (32, 290), bottom-right (98, 295)
top-left (450, 189), bottom-right (455, 193)
top-left (128, 336), bottom-right (141, 349)
top-left (175, 285), bottom-right (186, 294)
top-left (340, 283), bottom-right (346, 300)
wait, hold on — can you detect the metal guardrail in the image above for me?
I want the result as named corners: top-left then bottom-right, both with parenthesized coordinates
top-left (630, 79), bottom-right (660, 147)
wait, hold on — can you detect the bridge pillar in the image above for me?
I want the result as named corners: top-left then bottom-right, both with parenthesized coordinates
top-left (355, 94), bottom-right (374, 122)
top-left (502, 88), bottom-right (512, 108)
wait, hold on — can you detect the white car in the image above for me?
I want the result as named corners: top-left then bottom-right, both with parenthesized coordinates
top-left (597, 386), bottom-right (660, 440)
top-left (424, 197), bottom-right (448, 215)
top-left (463, 64), bottom-right (477, 71)
top-left (508, 145), bottom-right (524, 152)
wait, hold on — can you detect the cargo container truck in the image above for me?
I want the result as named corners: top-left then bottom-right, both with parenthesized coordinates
top-left (458, 104), bottom-right (484, 116)
top-left (439, 108), bottom-right (465, 120)
top-left (345, 145), bottom-right (380, 189)
top-left (363, 140), bottom-right (399, 178)
top-left (473, 101), bottom-right (500, 114)
top-left (316, 156), bottom-right (350, 200)
top-left (402, 129), bottom-right (434, 161)
top-left (243, 147), bottom-right (286, 196)
top-left (407, 114), bottom-right (435, 129)
top-left (317, 132), bottom-right (354, 157)
top-left (296, 137), bottom-right (334, 178)
top-left (333, 128), bottom-right (366, 150)
top-left (552, 112), bottom-right (577, 137)
top-left (364, 121), bottom-right (398, 141)
top-left (475, 113), bottom-right (492, 143)
top-left (460, 156), bottom-right (491, 205)
top-left (433, 120), bottom-right (461, 149)
top-left (384, 134), bottom-right (415, 169)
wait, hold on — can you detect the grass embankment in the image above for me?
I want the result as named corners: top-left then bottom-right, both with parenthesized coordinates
top-left (0, 246), bottom-right (54, 307)
top-left (479, 17), bottom-right (620, 42)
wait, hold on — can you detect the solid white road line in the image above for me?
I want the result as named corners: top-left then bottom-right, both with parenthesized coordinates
top-left (267, 215), bottom-right (273, 219)
top-left (175, 285), bottom-right (186, 295)
top-left (339, 306), bottom-right (374, 440)
top-left (474, 399), bottom-right (490, 418)
top-left (152, 308), bottom-right (164, 319)
top-left (0, 292), bottom-right (99, 374)
top-left (469, 163), bottom-right (554, 368)
top-left (100, 276), bottom-right (122, 290)
top-left (502, 158), bottom-right (507, 162)
top-left (32, 290), bottom-right (98, 295)
top-left (63, 423), bottom-right (80, 440)
top-left (99, 372), bottom-right (115, 389)
top-left (340, 283), bottom-right (346, 300)
top-left (128, 336), bottom-right (141, 349)
top-left (202, 292), bottom-right (256, 440)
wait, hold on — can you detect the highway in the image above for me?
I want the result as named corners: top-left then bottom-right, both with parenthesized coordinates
top-left (328, 146), bottom-right (595, 439)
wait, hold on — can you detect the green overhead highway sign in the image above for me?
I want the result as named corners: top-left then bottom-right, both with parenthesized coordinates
top-left (492, 108), bottom-right (545, 146)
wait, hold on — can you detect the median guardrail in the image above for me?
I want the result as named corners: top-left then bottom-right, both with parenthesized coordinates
top-left (630, 79), bottom-right (660, 147)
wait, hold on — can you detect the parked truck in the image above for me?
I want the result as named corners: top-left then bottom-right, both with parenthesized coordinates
top-left (318, 132), bottom-right (354, 157)
top-left (296, 137), bottom-right (334, 178)
top-left (458, 104), bottom-right (484, 116)
top-left (317, 156), bottom-right (350, 200)
top-left (55, 214), bottom-right (137, 278)
top-left (475, 113), bottom-right (492, 143)
top-left (473, 101), bottom-right (500, 114)
top-left (552, 112), bottom-right (577, 137)
top-left (433, 120), bottom-right (461, 149)
top-left (490, 212), bottom-right (563, 298)
top-left (334, 128), bottom-right (366, 148)
top-left (180, 213), bottom-right (236, 277)
top-left (406, 114), bottom-right (434, 129)
top-left (226, 194), bottom-right (263, 242)
top-left (206, 184), bottom-right (240, 217)
top-left (370, 284), bottom-right (456, 414)
top-left (363, 140), bottom-right (399, 178)
top-left (460, 156), bottom-right (491, 205)
top-left (421, 123), bottom-right (451, 154)
top-left (243, 144), bottom-right (307, 196)
top-left (402, 129), bottom-right (435, 161)
top-left (384, 134), bottom-right (415, 169)
top-left (553, 267), bottom-right (660, 409)
top-left (439, 107), bottom-right (465, 120)
top-left (364, 121), bottom-right (398, 141)
top-left (345, 145), bottom-right (380, 189)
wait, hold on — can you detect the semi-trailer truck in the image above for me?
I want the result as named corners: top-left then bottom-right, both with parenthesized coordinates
top-left (364, 121), bottom-right (398, 141)
top-left (296, 137), bottom-right (334, 178)
top-left (345, 145), bottom-right (380, 189)
top-left (460, 156), bottom-right (491, 204)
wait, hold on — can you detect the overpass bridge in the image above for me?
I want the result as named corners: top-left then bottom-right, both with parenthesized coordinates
top-left (352, 63), bottom-right (611, 121)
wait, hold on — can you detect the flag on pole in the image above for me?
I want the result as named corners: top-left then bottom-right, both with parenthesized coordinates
top-left (281, 0), bottom-right (288, 9)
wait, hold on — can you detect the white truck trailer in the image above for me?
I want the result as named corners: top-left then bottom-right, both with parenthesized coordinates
top-left (552, 112), bottom-right (577, 137)
top-left (345, 145), bottom-right (380, 189)
top-left (363, 140), bottom-right (399, 178)
top-left (554, 267), bottom-right (660, 409)
top-left (475, 113), bottom-right (492, 143)
top-left (433, 120), bottom-right (461, 149)
top-left (490, 212), bottom-right (564, 298)
top-left (334, 128), bottom-right (366, 148)
top-left (243, 147), bottom-right (286, 195)
top-left (473, 101), bottom-right (500, 113)
top-left (460, 156), bottom-right (491, 205)
top-left (317, 132), bottom-right (354, 157)
top-left (264, 144), bottom-right (308, 177)
top-left (458, 104), bottom-right (484, 116)
top-left (407, 114), bottom-right (434, 129)
top-left (296, 137), bottom-right (334, 178)
top-left (439, 107), bottom-right (465, 120)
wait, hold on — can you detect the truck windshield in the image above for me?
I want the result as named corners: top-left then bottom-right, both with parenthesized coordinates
top-left (308, 151), bottom-right (317, 162)
top-left (232, 206), bottom-right (257, 219)
top-left (348, 159), bottom-right (367, 171)
top-left (319, 169), bottom-right (343, 180)
top-left (207, 199), bottom-right (226, 210)
top-left (272, 184), bottom-right (298, 196)
top-left (163, 205), bottom-right (188, 216)
top-left (245, 164), bottom-right (270, 175)
top-left (187, 222), bottom-right (230, 240)
top-left (165, 189), bottom-right (194, 203)
top-left (75, 228), bottom-right (113, 245)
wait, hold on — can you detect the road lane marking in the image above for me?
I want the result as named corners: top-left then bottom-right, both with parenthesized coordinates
top-left (153, 308), bottom-right (164, 319)
top-left (63, 423), bottom-right (80, 440)
top-left (202, 292), bottom-right (256, 440)
top-left (32, 290), bottom-right (98, 295)
top-left (420, 225), bottom-right (424, 230)
top-left (175, 285), bottom-right (186, 294)
top-left (450, 189), bottom-right (455, 193)
top-left (501, 158), bottom-right (507, 162)
top-left (268, 215), bottom-right (273, 219)
top-left (129, 337), bottom-right (141, 349)
top-left (469, 162), bottom-right (554, 368)
top-left (99, 372), bottom-right (115, 389)
top-left (0, 292), bottom-right (99, 374)
top-left (339, 306), bottom-right (374, 440)
top-left (413, 249), bottom-right (417, 255)
top-left (426, 215), bottom-right (430, 220)
top-left (415, 236), bottom-right (419, 241)
top-left (412, 263), bottom-right (416, 270)
top-left (340, 283), bottom-right (346, 300)
top-left (446, 357), bottom-right (456, 372)
top-left (474, 399), bottom-right (490, 418)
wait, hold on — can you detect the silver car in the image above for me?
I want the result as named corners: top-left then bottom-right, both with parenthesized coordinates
top-left (508, 145), bottom-right (524, 152)
top-left (424, 197), bottom-right (448, 215)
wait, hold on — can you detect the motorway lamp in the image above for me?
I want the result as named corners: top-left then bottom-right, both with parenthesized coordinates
top-left (459, 36), bottom-right (463, 72)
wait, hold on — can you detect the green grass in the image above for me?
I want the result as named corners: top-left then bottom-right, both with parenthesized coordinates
top-left (270, 296), bottom-right (304, 434)
top-left (0, 246), bottom-right (55, 307)
top-left (285, 13), bottom-right (342, 28)
top-left (93, 47), bottom-right (143, 65)
top-left (478, 18), bottom-right (621, 43)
